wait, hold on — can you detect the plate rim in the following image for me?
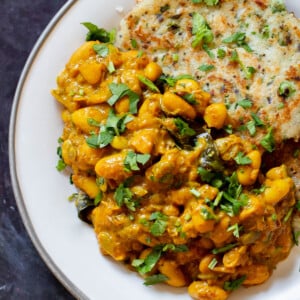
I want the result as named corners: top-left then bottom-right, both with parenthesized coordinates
top-left (8, 1), bottom-right (87, 299)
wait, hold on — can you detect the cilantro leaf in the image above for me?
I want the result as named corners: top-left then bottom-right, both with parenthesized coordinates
top-left (124, 151), bottom-right (151, 172)
top-left (224, 275), bottom-right (246, 291)
top-left (234, 152), bottom-right (252, 165)
top-left (208, 258), bottom-right (218, 270)
top-left (260, 127), bottom-right (275, 152)
top-left (108, 83), bottom-right (140, 114)
top-left (56, 139), bottom-right (66, 171)
top-left (86, 110), bottom-right (133, 148)
top-left (212, 243), bottom-right (238, 254)
top-left (192, 0), bottom-right (219, 5)
top-left (271, 0), bottom-right (286, 13)
top-left (133, 246), bottom-right (163, 274)
top-left (198, 64), bottom-right (215, 72)
top-left (159, 74), bottom-right (194, 87)
top-left (114, 183), bottom-right (138, 211)
top-left (149, 212), bottom-right (168, 237)
top-left (237, 98), bottom-right (252, 109)
top-left (144, 274), bottom-right (169, 286)
top-left (174, 118), bottom-right (196, 137)
top-left (191, 13), bottom-right (214, 48)
top-left (81, 22), bottom-right (114, 43)
top-left (278, 81), bottom-right (296, 98)
top-left (200, 206), bottom-right (217, 220)
top-left (93, 44), bottom-right (109, 57)
top-left (227, 223), bottom-right (243, 238)
top-left (137, 75), bottom-right (160, 92)
top-left (223, 31), bottom-right (252, 52)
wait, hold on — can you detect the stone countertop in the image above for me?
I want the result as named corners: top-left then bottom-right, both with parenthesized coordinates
top-left (0, 1), bottom-right (75, 299)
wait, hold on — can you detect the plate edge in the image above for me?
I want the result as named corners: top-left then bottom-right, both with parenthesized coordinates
top-left (8, 1), bottom-right (88, 299)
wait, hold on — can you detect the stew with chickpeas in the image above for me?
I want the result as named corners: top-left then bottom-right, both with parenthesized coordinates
top-left (52, 38), bottom-right (297, 300)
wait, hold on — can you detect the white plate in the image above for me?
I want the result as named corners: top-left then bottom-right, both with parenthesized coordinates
top-left (9, 0), bottom-right (300, 299)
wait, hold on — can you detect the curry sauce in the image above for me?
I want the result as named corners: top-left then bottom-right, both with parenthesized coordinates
top-left (52, 40), bottom-right (297, 300)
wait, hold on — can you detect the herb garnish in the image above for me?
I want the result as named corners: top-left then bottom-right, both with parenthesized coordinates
top-left (192, 0), bottom-right (219, 5)
top-left (260, 127), bottom-right (275, 152)
top-left (86, 110), bottom-right (133, 148)
top-left (198, 64), bottom-right (215, 72)
top-left (132, 243), bottom-right (188, 275)
top-left (278, 81), bottom-right (296, 98)
top-left (108, 83), bottom-right (140, 113)
top-left (124, 151), bottom-right (151, 172)
top-left (212, 243), bottom-right (238, 254)
top-left (82, 22), bottom-right (115, 43)
top-left (56, 138), bottom-right (66, 171)
top-left (237, 98), bottom-right (253, 109)
top-left (174, 117), bottom-right (196, 136)
top-left (224, 275), bottom-right (246, 291)
top-left (93, 44), bottom-right (109, 57)
top-left (222, 31), bottom-right (252, 52)
top-left (234, 152), bottom-right (252, 165)
top-left (144, 274), bottom-right (169, 286)
top-left (137, 75), bottom-right (160, 92)
top-left (227, 223), bottom-right (242, 238)
top-left (149, 212), bottom-right (168, 236)
top-left (114, 182), bottom-right (138, 211)
top-left (191, 13), bottom-right (214, 48)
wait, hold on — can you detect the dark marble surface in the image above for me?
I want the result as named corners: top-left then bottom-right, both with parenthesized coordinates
top-left (0, 1), bottom-right (75, 299)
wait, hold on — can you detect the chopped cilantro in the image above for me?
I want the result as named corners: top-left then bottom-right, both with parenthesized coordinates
top-left (191, 13), bottom-right (214, 48)
top-left (278, 81), bottom-right (296, 98)
top-left (217, 48), bottom-right (226, 58)
top-left (224, 275), bottom-right (246, 291)
top-left (124, 151), bottom-right (151, 172)
top-left (56, 139), bottom-right (66, 171)
top-left (182, 93), bottom-right (197, 105)
top-left (144, 274), bottom-right (169, 286)
top-left (252, 185), bottom-right (266, 195)
top-left (234, 152), bottom-right (252, 165)
top-left (137, 75), bottom-right (160, 92)
top-left (174, 117), bottom-right (196, 136)
top-left (192, 0), bottom-right (219, 5)
top-left (149, 212), bottom-right (168, 236)
top-left (293, 231), bottom-right (300, 246)
top-left (283, 207), bottom-right (294, 223)
top-left (93, 44), bottom-right (109, 57)
top-left (94, 191), bottom-right (103, 206)
top-left (132, 246), bottom-right (163, 274)
top-left (208, 258), bottom-right (218, 270)
top-left (81, 22), bottom-right (115, 43)
top-left (132, 243), bottom-right (187, 276)
top-left (212, 243), bottom-right (238, 254)
top-left (271, 0), bottom-right (286, 13)
top-left (260, 127), bottom-right (275, 152)
top-left (261, 24), bottom-right (270, 39)
top-left (244, 66), bottom-right (256, 79)
top-left (108, 83), bottom-right (140, 113)
top-left (86, 110), bottom-right (133, 148)
top-left (227, 223), bottom-right (242, 238)
top-left (107, 61), bottom-right (115, 74)
top-left (159, 74), bottom-right (194, 87)
top-left (200, 206), bottom-right (217, 220)
top-left (222, 31), bottom-right (252, 52)
top-left (190, 188), bottom-right (201, 198)
top-left (237, 98), bottom-right (253, 109)
top-left (114, 183), bottom-right (138, 211)
top-left (202, 44), bottom-right (215, 59)
top-left (130, 39), bottom-right (138, 49)
top-left (198, 64), bottom-right (215, 72)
